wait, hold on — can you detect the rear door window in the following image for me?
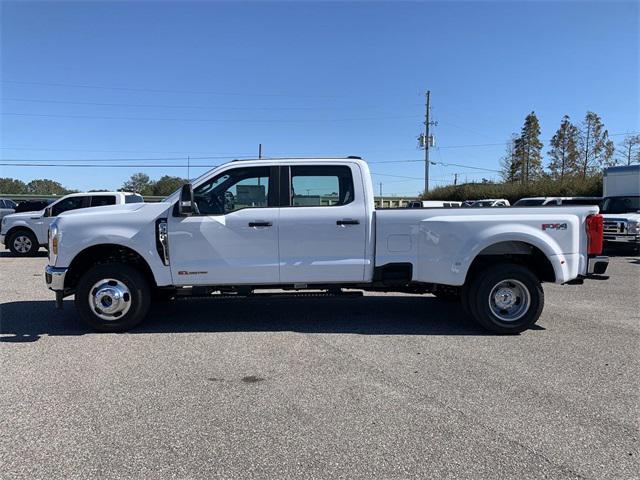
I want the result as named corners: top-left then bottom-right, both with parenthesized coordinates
top-left (125, 194), bottom-right (144, 203)
top-left (90, 195), bottom-right (117, 207)
top-left (288, 165), bottom-right (354, 207)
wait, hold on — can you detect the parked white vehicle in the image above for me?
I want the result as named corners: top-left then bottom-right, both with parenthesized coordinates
top-left (0, 198), bottom-right (17, 220)
top-left (467, 199), bottom-right (510, 207)
top-left (1, 191), bottom-right (142, 256)
top-left (514, 197), bottom-right (602, 207)
top-left (44, 157), bottom-right (608, 334)
top-left (601, 165), bottom-right (640, 250)
top-left (407, 200), bottom-right (462, 208)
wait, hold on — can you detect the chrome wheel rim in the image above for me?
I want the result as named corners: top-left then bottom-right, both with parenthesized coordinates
top-left (13, 235), bottom-right (32, 253)
top-left (488, 279), bottom-right (531, 322)
top-left (88, 278), bottom-right (132, 321)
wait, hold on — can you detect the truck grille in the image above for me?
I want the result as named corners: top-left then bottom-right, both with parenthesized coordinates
top-left (604, 220), bottom-right (626, 234)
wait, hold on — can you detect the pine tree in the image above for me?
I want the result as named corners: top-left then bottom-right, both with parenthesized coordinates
top-left (500, 134), bottom-right (521, 182)
top-left (518, 111), bottom-right (543, 184)
top-left (547, 115), bottom-right (579, 181)
top-left (576, 112), bottom-right (615, 178)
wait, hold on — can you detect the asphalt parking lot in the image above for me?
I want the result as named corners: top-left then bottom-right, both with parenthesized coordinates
top-left (1, 251), bottom-right (638, 479)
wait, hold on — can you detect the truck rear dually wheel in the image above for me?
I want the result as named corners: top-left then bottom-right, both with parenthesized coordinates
top-left (75, 263), bottom-right (150, 332)
top-left (467, 263), bottom-right (544, 334)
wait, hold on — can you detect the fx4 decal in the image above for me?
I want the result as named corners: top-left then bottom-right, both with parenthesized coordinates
top-left (542, 223), bottom-right (567, 231)
top-left (178, 271), bottom-right (208, 275)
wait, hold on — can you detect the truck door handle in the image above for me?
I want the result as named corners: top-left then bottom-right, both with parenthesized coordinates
top-left (336, 219), bottom-right (359, 226)
top-left (248, 221), bottom-right (272, 227)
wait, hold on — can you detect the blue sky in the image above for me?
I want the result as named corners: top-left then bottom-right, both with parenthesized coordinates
top-left (1, 1), bottom-right (638, 195)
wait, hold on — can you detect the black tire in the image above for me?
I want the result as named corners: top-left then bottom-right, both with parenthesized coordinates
top-left (8, 229), bottom-right (39, 256)
top-left (467, 263), bottom-right (544, 334)
top-left (433, 287), bottom-right (460, 302)
top-left (153, 288), bottom-right (177, 302)
top-left (75, 263), bottom-right (151, 332)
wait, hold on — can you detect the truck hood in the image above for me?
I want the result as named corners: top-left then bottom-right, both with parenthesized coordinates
top-left (2, 210), bottom-right (44, 222)
top-left (602, 213), bottom-right (640, 222)
top-left (57, 201), bottom-right (173, 223)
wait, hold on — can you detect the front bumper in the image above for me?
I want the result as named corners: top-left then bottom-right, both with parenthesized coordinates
top-left (603, 235), bottom-right (640, 244)
top-left (45, 265), bottom-right (68, 291)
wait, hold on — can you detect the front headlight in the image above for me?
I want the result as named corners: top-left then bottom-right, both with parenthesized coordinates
top-left (48, 222), bottom-right (60, 262)
top-left (628, 221), bottom-right (640, 234)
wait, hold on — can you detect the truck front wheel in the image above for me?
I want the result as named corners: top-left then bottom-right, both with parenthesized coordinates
top-left (8, 229), bottom-right (38, 256)
top-left (75, 263), bottom-right (151, 332)
top-left (467, 263), bottom-right (544, 334)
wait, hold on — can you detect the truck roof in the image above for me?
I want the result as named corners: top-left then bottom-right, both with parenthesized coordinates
top-left (231, 156), bottom-right (363, 163)
top-left (604, 165), bottom-right (640, 175)
top-left (61, 191), bottom-right (137, 197)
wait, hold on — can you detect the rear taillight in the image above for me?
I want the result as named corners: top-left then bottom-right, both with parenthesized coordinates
top-left (586, 214), bottom-right (603, 256)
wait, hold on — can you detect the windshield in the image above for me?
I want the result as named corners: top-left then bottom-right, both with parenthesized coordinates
top-left (601, 196), bottom-right (640, 214)
top-left (514, 199), bottom-right (545, 206)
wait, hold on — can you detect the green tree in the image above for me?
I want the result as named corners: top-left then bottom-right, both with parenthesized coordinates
top-left (547, 115), bottom-right (579, 181)
top-left (152, 175), bottom-right (188, 196)
top-left (26, 179), bottom-right (70, 195)
top-left (576, 111), bottom-right (615, 177)
top-left (121, 172), bottom-right (154, 195)
top-left (616, 134), bottom-right (640, 166)
top-left (517, 111), bottom-right (543, 184)
top-left (0, 178), bottom-right (27, 194)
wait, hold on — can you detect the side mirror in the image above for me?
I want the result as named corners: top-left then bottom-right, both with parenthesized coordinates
top-left (178, 183), bottom-right (195, 216)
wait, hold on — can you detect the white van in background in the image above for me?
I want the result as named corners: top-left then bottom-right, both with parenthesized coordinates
top-left (601, 165), bottom-right (640, 250)
top-left (407, 200), bottom-right (462, 208)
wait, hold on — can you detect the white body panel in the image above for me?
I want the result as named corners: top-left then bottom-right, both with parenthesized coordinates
top-left (48, 158), bottom-right (598, 290)
top-left (168, 207), bottom-right (280, 285)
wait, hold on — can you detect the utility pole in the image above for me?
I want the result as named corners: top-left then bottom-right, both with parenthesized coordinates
top-left (418, 91), bottom-right (437, 193)
top-left (187, 155), bottom-right (190, 180)
top-left (258, 144), bottom-right (262, 159)
top-left (379, 182), bottom-right (383, 208)
top-left (425, 91), bottom-right (430, 193)
top-left (453, 173), bottom-right (458, 186)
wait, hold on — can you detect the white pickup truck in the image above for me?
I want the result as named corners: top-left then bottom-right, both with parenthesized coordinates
top-left (1, 191), bottom-right (142, 256)
top-left (44, 157), bottom-right (609, 334)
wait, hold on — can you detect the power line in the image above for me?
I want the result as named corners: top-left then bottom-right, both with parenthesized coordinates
top-left (2, 97), bottom-right (338, 111)
top-left (1, 79), bottom-right (337, 98)
top-left (368, 158), bottom-right (501, 173)
top-left (0, 163), bottom-right (219, 168)
top-left (2, 112), bottom-right (421, 123)
top-left (0, 146), bottom-right (255, 155)
top-left (0, 155), bottom-right (252, 162)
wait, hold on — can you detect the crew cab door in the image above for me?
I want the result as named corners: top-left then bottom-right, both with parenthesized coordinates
top-left (167, 166), bottom-right (280, 286)
top-left (278, 164), bottom-right (367, 283)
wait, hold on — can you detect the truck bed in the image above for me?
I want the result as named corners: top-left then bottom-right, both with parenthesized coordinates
top-left (374, 206), bottom-right (599, 286)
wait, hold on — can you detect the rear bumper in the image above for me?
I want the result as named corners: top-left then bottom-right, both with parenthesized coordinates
top-left (587, 256), bottom-right (609, 276)
top-left (0, 234), bottom-right (5, 246)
